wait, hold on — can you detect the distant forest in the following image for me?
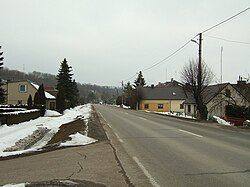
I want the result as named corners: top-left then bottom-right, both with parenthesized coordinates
top-left (0, 68), bottom-right (120, 104)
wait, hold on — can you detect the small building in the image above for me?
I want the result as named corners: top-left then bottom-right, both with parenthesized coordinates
top-left (3, 80), bottom-right (56, 110)
top-left (139, 85), bottom-right (187, 112)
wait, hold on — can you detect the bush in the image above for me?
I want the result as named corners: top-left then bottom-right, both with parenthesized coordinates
top-left (225, 105), bottom-right (250, 119)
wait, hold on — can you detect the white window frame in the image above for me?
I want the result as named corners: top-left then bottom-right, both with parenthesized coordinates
top-left (19, 84), bottom-right (27, 93)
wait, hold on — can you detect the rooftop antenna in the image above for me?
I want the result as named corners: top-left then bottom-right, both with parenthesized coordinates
top-left (166, 68), bottom-right (168, 81)
top-left (220, 46), bottom-right (223, 84)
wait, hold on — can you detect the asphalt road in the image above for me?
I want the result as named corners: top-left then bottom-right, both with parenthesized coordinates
top-left (95, 104), bottom-right (250, 187)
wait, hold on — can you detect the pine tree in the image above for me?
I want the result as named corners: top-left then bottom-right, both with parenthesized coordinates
top-left (0, 46), bottom-right (5, 103)
top-left (33, 92), bottom-right (40, 108)
top-left (27, 94), bottom-right (33, 109)
top-left (134, 71), bottom-right (146, 88)
top-left (38, 84), bottom-right (46, 106)
top-left (124, 82), bottom-right (133, 106)
top-left (70, 79), bottom-right (79, 107)
top-left (56, 58), bottom-right (78, 112)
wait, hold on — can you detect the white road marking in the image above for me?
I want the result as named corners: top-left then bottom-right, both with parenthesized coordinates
top-left (114, 132), bottom-right (124, 143)
top-left (106, 123), bottom-right (112, 128)
top-left (178, 129), bottom-right (203, 138)
top-left (138, 117), bottom-right (148, 121)
top-left (133, 156), bottom-right (160, 187)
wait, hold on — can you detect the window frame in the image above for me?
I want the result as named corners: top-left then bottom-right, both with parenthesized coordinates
top-left (19, 84), bottom-right (27, 93)
top-left (144, 104), bottom-right (149, 109)
top-left (158, 104), bottom-right (164, 109)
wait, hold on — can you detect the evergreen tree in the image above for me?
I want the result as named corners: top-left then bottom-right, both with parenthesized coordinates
top-left (69, 79), bottom-right (79, 107)
top-left (124, 82), bottom-right (133, 106)
top-left (133, 71), bottom-right (146, 110)
top-left (56, 58), bottom-right (78, 112)
top-left (38, 84), bottom-right (46, 106)
top-left (33, 92), bottom-right (40, 107)
top-left (0, 46), bottom-right (5, 103)
top-left (134, 71), bottom-right (146, 88)
top-left (27, 94), bottom-right (33, 109)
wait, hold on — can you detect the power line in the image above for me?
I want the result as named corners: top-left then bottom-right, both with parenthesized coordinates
top-left (205, 35), bottom-right (250, 45)
top-left (122, 7), bottom-right (250, 83)
top-left (123, 35), bottom-right (197, 82)
top-left (202, 7), bottom-right (250, 34)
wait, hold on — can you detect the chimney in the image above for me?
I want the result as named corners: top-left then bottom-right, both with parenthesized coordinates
top-left (237, 76), bottom-right (246, 86)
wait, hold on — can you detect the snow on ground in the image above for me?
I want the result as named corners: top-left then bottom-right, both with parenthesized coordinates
top-left (2, 183), bottom-right (27, 187)
top-left (1, 109), bottom-right (39, 115)
top-left (60, 132), bottom-right (97, 147)
top-left (114, 104), bottom-right (130, 109)
top-left (0, 104), bottom-right (92, 157)
top-left (44, 110), bottom-right (62, 117)
top-left (155, 111), bottom-right (196, 119)
top-left (0, 108), bottom-right (26, 111)
top-left (213, 116), bottom-right (232, 126)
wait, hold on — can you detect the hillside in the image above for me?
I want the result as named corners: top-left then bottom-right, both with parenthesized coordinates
top-left (0, 68), bottom-right (120, 104)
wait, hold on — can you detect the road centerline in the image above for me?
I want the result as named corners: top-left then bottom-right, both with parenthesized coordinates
top-left (178, 129), bottom-right (203, 138)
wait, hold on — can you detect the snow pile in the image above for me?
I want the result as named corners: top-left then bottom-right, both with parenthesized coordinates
top-left (213, 116), bottom-right (232, 126)
top-left (0, 108), bottom-right (26, 111)
top-left (114, 104), bottom-right (130, 109)
top-left (121, 104), bottom-right (130, 109)
top-left (0, 104), bottom-right (92, 157)
top-left (60, 132), bottom-right (97, 147)
top-left (3, 183), bottom-right (27, 187)
top-left (156, 111), bottom-right (196, 119)
top-left (4, 127), bottom-right (50, 152)
top-left (44, 110), bottom-right (62, 117)
top-left (1, 109), bottom-right (39, 115)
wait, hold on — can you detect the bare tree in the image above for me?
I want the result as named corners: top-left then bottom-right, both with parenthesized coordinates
top-left (181, 59), bottom-right (214, 120)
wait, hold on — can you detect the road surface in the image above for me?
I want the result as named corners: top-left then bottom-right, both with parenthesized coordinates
top-left (95, 105), bottom-right (250, 187)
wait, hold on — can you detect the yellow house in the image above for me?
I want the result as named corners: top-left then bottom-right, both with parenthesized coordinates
top-left (3, 80), bottom-right (56, 110)
top-left (139, 86), bottom-right (187, 112)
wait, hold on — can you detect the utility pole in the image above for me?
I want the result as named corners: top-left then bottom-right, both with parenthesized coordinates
top-left (197, 33), bottom-right (203, 119)
top-left (198, 33), bottom-right (202, 94)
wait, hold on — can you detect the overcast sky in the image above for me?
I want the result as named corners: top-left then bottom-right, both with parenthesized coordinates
top-left (1, 0), bottom-right (249, 86)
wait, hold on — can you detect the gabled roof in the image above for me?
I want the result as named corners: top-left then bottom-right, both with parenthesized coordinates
top-left (232, 83), bottom-right (250, 102)
top-left (30, 82), bottom-right (56, 99)
top-left (202, 83), bottom-right (229, 104)
top-left (141, 86), bottom-right (187, 100)
top-left (6, 79), bottom-right (56, 99)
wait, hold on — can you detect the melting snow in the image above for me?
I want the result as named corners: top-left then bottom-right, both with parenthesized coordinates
top-left (213, 116), bottom-right (232, 126)
top-left (44, 110), bottom-right (62, 117)
top-left (0, 104), bottom-right (92, 157)
top-left (60, 132), bottom-right (97, 147)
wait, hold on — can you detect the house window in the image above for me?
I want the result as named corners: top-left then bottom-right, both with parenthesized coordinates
top-left (188, 105), bottom-right (191, 113)
top-left (180, 103), bottom-right (184, 109)
top-left (225, 89), bottom-right (231, 98)
top-left (19, 84), bottom-right (27, 93)
top-left (144, 104), bottom-right (149, 109)
top-left (158, 104), bottom-right (163, 109)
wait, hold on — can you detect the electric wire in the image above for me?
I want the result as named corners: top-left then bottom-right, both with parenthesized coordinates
top-left (205, 35), bottom-right (250, 45)
top-left (122, 7), bottom-right (250, 83)
top-left (201, 7), bottom-right (250, 34)
top-left (123, 35), bottom-right (198, 82)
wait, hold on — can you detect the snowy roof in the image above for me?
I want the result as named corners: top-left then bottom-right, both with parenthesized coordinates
top-left (30, 82), bottom-right (56, 99)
